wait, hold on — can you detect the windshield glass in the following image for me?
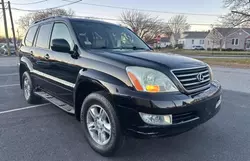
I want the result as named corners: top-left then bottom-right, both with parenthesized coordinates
top-left (71, 20), bottom-right (150, 50)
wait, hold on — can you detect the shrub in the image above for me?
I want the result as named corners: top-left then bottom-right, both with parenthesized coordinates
top-left (212, 48), bottom-right (219, 51)
top-left (165, 44), bottom-right (173, 49)
top-left (207, 48), bottom-right (211, 51)
top-left (226, 48), bottom-right (232, 51)
top-left (174, 44), bottom-right (183, 49)
top-left (232, 49), bottom-right (244, 51)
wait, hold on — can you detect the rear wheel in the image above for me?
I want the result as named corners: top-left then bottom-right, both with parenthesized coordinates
top-left (80, 92), bottom-right (124, 156)
top-left (22, 71), bottom-right (41, 104)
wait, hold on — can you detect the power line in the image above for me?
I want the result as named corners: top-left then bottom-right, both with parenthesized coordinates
top-left (63, 0), bottom-right (221, 17)
top-left (12, 0), bottom-right (82, 12)
top-left (11, 0), bottom-right (48, 5)
top-left (73, 15), bottom-right (218, 26)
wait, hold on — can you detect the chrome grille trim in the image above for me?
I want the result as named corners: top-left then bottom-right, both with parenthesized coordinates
top-left (171, 66), bottom-right (211, 93)
top-left (175, 70), bottom-right (209, 78)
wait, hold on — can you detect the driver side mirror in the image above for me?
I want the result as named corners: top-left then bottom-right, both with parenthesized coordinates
top-left (51, 39), bottom-right (70, 53)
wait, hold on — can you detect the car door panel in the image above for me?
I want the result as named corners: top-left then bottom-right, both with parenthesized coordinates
top-left (36, 22), bottom-right (80, 105)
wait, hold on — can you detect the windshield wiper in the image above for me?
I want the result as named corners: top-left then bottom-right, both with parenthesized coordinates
top-left (116, 46), bottom-right (149, 50)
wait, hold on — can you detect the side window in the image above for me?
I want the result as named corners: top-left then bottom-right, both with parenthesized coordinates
top-left (25, 26), bottom-right (38, 47)
top-left (36, 23), bottom-right (52, 49)
top-left (50, 23), bottom-right (73, 50)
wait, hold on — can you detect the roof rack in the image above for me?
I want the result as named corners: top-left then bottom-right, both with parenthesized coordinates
top-left (33, 16), bottom-right (64, 24)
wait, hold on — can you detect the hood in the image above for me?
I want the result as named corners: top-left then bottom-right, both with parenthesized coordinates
top-left (87, 49), bottom-right (206, 70)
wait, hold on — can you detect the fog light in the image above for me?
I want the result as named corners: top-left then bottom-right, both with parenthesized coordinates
top-left (139, 112), bottom-right (172, 125)
top-left (215, 95), bottom-right (222, 109)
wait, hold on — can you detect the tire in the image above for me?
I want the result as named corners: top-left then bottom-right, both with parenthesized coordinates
top-left (80, 92), bottom-right (124, 156)
top-left (22, 71), bottom-right (41, 104)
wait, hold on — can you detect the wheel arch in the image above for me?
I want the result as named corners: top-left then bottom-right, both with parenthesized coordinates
top-left (73, 69), bottom-right (127, 121)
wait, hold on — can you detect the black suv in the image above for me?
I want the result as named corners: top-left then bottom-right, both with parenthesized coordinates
top-left (19, 16), bottom-right (222, 156)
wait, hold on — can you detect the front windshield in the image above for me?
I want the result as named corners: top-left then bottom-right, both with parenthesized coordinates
top-left (71, 20), bottom-right (150, 50)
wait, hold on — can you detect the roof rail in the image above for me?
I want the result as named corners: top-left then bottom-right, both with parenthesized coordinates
top-left (33, 16), bottom-right (64, 24)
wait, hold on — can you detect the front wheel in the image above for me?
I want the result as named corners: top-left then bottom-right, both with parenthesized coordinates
top-left (80, 92), bottom-right (124, 156)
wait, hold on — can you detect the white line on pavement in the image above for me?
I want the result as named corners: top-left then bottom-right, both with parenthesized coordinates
top-left (0, 84), bottom-right (19, 88)
top-left (0, 103), bottom-right (50, 115)
top-left (0, 73), bottom-right (18, 76)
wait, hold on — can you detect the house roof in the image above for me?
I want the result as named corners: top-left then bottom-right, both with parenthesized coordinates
top-left (242, 28), bottom-right (250, 34)
top-left (214, 28), bottom-right (239, 37)
top-left (182, 32), bottom-right (209, 39)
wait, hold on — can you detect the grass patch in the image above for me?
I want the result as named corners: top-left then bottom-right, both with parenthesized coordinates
top-left (197, 58), bottom-right (250, 68)
top-left (158, 49), bottom-right (250, 56)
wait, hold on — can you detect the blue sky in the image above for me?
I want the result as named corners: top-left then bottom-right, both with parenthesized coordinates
top-left (1, 0), bottom-right (228, 36)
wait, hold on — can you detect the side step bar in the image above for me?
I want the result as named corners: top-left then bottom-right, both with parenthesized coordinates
top-left (35, 91), bottom-right (75, 114)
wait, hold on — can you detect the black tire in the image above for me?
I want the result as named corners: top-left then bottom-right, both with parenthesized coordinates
top-left (22, 71), bottom-right (41, 104)
top-left (80, 92), bottom-right (124, 157)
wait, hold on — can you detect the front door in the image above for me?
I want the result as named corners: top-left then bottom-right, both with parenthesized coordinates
top-left (44, 22), bottom-right (80, 105)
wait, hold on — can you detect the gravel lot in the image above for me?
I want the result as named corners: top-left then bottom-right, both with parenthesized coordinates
top-left (0, 57), bottom-right (250, 161)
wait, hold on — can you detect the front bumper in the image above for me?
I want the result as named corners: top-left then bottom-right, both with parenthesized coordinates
top-left (113, 81), bottom-right (222, 138)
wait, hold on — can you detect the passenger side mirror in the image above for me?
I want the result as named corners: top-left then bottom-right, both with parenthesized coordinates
top-left (51, 39), bottom-right (70, 53)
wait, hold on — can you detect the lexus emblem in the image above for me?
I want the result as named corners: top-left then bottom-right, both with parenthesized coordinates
top-left (197, 73), bottom-right (204, 82)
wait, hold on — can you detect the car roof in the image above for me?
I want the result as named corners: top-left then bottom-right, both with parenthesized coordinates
top-left (31, 16), bottom-right (120, 27)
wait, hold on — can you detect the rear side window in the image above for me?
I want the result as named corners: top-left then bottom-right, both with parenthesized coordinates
top-left (25, 26), bottom-right (38, 47)
top-left (36, 23), bottom-right (52, 49)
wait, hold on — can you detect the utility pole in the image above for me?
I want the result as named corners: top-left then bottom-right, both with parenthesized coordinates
top-left (1, 0), bottom-right (10, 56)
top-left (8, 1), bottom-right (17, 51)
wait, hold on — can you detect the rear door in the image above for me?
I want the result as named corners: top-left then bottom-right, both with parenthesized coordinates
top-left (32, 23), bottom-right (54, 91)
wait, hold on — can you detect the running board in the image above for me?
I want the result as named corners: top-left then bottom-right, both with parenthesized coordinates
top-left (34, 91), bottom-right (75, 114)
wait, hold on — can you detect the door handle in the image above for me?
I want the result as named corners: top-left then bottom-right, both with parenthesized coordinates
top-left (44, 54), bottom-right (50, 59)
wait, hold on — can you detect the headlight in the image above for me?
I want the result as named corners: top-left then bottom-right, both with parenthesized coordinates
top-left (207, 65), bottom-right (214, 81)
top-left (126, 66), bottom-right (178, 93)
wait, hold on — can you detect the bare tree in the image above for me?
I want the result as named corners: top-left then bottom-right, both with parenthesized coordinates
top-left (120, 10), bottom-right (170, 42)
top-left (17, 8), bottom-right (75, 33)
top-left (222, 0), bottom-right (250, 27)
top-left (206, 28), bottom-right (223, 50)
top-left (167, 15), bottom-right (190, 45)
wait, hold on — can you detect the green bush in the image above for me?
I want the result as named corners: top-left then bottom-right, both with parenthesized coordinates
top-left (207, 48), bottom-right (211, 51)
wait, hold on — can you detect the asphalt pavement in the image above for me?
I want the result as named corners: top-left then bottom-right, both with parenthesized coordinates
top-left (0, 57), bottom-right (250, 161)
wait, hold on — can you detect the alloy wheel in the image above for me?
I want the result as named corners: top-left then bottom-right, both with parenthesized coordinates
top-left (86, 105), bottom-right (111, 145)
top-left (23, 77), bottom-right (31, 100)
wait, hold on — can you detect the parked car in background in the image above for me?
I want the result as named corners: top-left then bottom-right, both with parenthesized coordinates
top-left (0, 44), bottom-right (16, 55)
top-left (0, 43), bottom-right (5, 48)
top-left (192, 45), bottom-right (205, 50)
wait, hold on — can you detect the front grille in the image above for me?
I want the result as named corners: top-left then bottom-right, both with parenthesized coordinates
top-left (172, 112), bottom-right (198, 124)
top-left (172, 66), bottom-right (211, 93)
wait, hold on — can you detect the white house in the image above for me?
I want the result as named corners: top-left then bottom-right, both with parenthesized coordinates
top-left (205, 28), bottom-right (250, 50)
top-left (178, 32), bottom-right (209, 49)
top-left (158, 37), bottom-right (172, 48)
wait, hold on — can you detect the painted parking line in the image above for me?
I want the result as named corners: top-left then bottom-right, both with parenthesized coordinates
top-left (0, 73), bottom-right (18, 76)
top-left (0, 103), bottom-right (50, 115)
top-left (0, 84), bottom-right (19, 88)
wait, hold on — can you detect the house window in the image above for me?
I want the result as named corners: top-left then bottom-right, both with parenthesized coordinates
top-left (235, 39), bottom-right (239, 45)
top-left (232, 39), bottom-right (235, 45)
top-left (232, 38), bottom-right (239, 45)
top-left (208, 41), bottom-right (209, 45)
top-left (192, 40), bottom-right (194, 44)
top-left (200, 40), bottom-right (204, 44)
